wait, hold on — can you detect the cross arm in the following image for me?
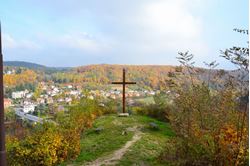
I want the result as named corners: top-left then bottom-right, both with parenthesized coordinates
top-left (125, 82), bottom-right (136, 84)
top-left (112, 82), bottom-right (136, 84)
top-left (112, 82), bottom-right (123, 84)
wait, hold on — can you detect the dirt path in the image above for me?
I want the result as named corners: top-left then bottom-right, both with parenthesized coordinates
top-left (85, 127), bottom-right (142, 166)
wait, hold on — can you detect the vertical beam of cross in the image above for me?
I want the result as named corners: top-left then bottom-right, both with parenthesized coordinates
top-left (122, 69), bottom-right (125, 113)
top-left (112, 68), bottom-right (136, 113)
top-left (0, 23), bottom-right (6, 166)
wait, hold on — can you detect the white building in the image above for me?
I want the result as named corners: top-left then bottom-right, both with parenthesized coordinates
top-left (26, 93), bottom-right (33, 99)
top-left (149, 91), bottom-right (156, 95)
top-left (53, 87), bottom-right (59, 92)
top-left (23, 100), bottom-right (32, 105)
top-left (105, 93), bottom-right (111, 97)
top-left (67, 85), bottom-right (73, 89)
top-left (135, 93), bottom-right (140, 97)
top-left (70, 90), bottom-right (81, 96)
top-left (12, 91), bottom-right (26, 99)
top-left (65, 97), bottom-right (72, 103)
top-left (23, 104), bottom-right (36, 113)
top-left (57, 98), bottom-right (64, 103)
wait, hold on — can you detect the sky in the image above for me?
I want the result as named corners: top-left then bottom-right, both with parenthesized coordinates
top-left (0, 0), bottom-right (248, 68)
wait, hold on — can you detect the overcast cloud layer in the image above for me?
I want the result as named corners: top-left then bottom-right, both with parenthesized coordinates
top-left (0, 0), bottom-right (248, 68)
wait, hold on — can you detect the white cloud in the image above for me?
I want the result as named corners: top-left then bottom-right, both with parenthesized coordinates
top-left (2, 0), bottom-right (213, 66)
top-left (142, 1), bottom-right (201, 39)
top-left (59, 33), bottom-right (109, 53)
top-left (35, 32), bottom-right (112, 54)
top-left (3, 34), bottom-right (41, 50)
top-left (119, 0), bottom-right (208, 56)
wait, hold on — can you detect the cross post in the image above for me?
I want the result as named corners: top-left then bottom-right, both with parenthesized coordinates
top-left (112, 68), bottom-right (136, 113)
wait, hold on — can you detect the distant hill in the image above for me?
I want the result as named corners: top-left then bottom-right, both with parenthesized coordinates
top-left (4, 61), bottom-right (46, 69)
top-left (4, 61), bottom-right (71, 72)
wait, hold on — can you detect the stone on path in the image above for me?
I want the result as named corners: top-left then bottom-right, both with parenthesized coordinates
top-left (149, 122), bottom-right (159, 130)
top-left (121, 130), bottom-right (128, 135)
top-left (118, 113), bottom-right (129, 117)
top-left (94, 127), bottom-right (104, 134)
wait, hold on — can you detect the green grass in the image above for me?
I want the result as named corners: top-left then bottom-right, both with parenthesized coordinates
top-left (63, 114), bottom-right (174, 165)
top-left (117, 128), bottom-right (172, 166)
top-left (74, 116), bottom-right (133, 164)
top-left (117, 116), bottom-right (174, 166)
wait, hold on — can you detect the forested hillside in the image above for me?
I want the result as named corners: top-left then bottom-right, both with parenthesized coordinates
top-left (4, 61), bottom-right (70, 73)
top-left (51, 64), bottom-right (230, 90)
top-left (4, 62), bottom-right (232, 90)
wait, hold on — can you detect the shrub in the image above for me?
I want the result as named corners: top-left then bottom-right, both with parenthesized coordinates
top-left (7, 123), bottom-right (69, 166)
top-left (7, 97), bottom-right (109, 165)
top-left (161, 51), bottom-right (249, 165)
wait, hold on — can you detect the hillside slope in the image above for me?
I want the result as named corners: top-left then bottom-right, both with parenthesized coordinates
top-left (63, 114), bottom-right (174, 166)
top-left (3, 61), bottom-right (232, 90)
top-left (4, 61), bottom-right (46, 69)
top-left (67, 64), bottom-right (229, 89)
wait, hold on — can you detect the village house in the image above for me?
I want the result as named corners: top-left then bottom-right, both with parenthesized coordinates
top-left (134, 92), bottom-right (140, 97)
top-left (23, 100), bottom-right (32, 105)
top-left (23, 104), bottom-right (36, 113)
top-left (12, 90), bottom-right (28, 99)
top-left (148, 91), bottom-right (156, 95)
top-left (110, 94), bottom-right (116, 99)
top-left (70, 90), bottom-right (81, 96)
top-left (4, 98), bottom-right (12, 108)
top-left (65, 97), bottom-right (72, 103)
top-left (5, 69), bottom-right (15, 75)
top-left (57, 98), bottom-right (64, 103)
top-left (166, 90), bottom-right (171, 94)
top-left (26, 93), bottom-right (33, 99)
top-left (67, 85), bottom-right (73, 89)
top-left (53, 87), bottom-right (60, 92)
top-left (105, 93), bottom-right (111, 97)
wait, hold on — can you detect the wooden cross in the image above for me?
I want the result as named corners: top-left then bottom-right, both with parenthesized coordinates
top-left (112, 68), bottom-right (136, 113)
